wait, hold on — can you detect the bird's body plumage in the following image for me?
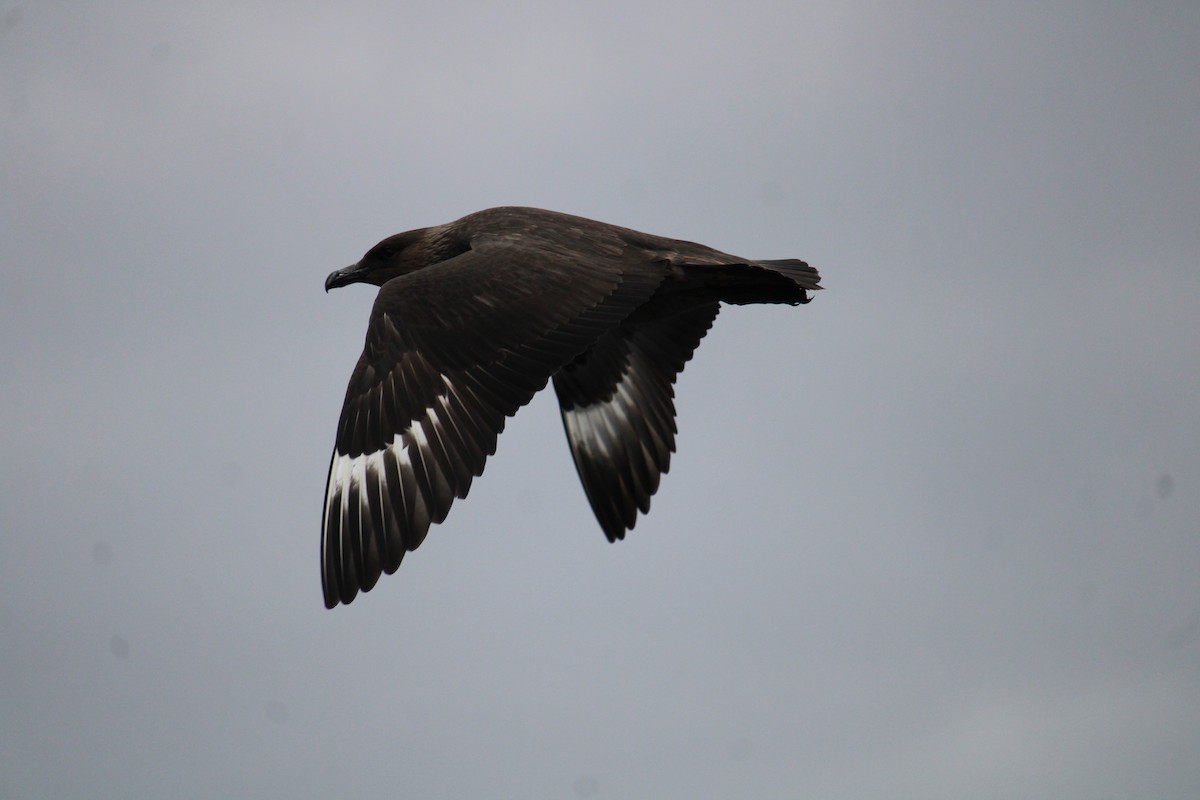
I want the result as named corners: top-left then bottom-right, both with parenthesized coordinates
top-left (322, 207), bottom-right (820, 607)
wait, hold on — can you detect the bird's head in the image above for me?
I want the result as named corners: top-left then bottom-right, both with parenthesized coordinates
top-left (325, 229), bottom-right (430, 291)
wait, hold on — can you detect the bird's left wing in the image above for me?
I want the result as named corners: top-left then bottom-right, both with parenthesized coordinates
top-left (323, 237), bottom-right (661, 607)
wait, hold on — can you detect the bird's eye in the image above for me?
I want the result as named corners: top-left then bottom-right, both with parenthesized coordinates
top-left (366, 244), bottom-right (394, 261)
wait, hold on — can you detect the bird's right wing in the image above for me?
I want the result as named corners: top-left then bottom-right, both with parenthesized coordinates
top-left (322, 238), bottom-right (661, 607)
top-left (552, 302), bottom-right (720, 541)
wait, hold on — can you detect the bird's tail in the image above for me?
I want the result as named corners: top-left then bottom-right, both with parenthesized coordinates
top-left (693, 258), bottom-right (822, 306)
top-left (754, 259), bottom-right (822, 293)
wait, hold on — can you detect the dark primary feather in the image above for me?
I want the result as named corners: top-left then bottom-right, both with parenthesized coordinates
top-left (322, 206), bottom-right (821, 607)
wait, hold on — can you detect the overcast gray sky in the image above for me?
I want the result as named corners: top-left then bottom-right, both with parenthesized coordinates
top-left (2, 2), bottom-right (1198, 798)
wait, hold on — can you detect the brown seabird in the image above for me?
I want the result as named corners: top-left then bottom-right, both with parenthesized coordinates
top-left (322, 206), bottom-right (821, 607)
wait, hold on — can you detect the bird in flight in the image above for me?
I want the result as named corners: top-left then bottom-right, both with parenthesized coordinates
top-left (322, 207), bottom-right (821, 607)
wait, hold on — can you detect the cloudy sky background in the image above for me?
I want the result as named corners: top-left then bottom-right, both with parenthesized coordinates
top-left (2, 2), bottom-right (1198, 797)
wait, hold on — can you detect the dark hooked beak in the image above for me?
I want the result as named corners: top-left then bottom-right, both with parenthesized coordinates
top-left (325, 263), bottom-right (368, 292)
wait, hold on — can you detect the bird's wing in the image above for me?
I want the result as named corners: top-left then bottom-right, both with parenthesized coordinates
top-left (323, 238), bottom-right (662, 607)
top-left (552, 301), bottom-right (720, 541)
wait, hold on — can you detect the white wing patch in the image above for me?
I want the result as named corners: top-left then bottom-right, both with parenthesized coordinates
top-left (560, 353), bottom-right (667, 496)
top-left (323, 440), bottom-right (404, 571)
top-left (322, 374), bottom-right (457, 578)
top-left (562, 369), bottom-right (640, 464)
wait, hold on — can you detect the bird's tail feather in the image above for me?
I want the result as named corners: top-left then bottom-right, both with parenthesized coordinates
top-left (754, 259), bottom-right (822, 292)
top-left (686, 258), bottom-right (821, 306)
